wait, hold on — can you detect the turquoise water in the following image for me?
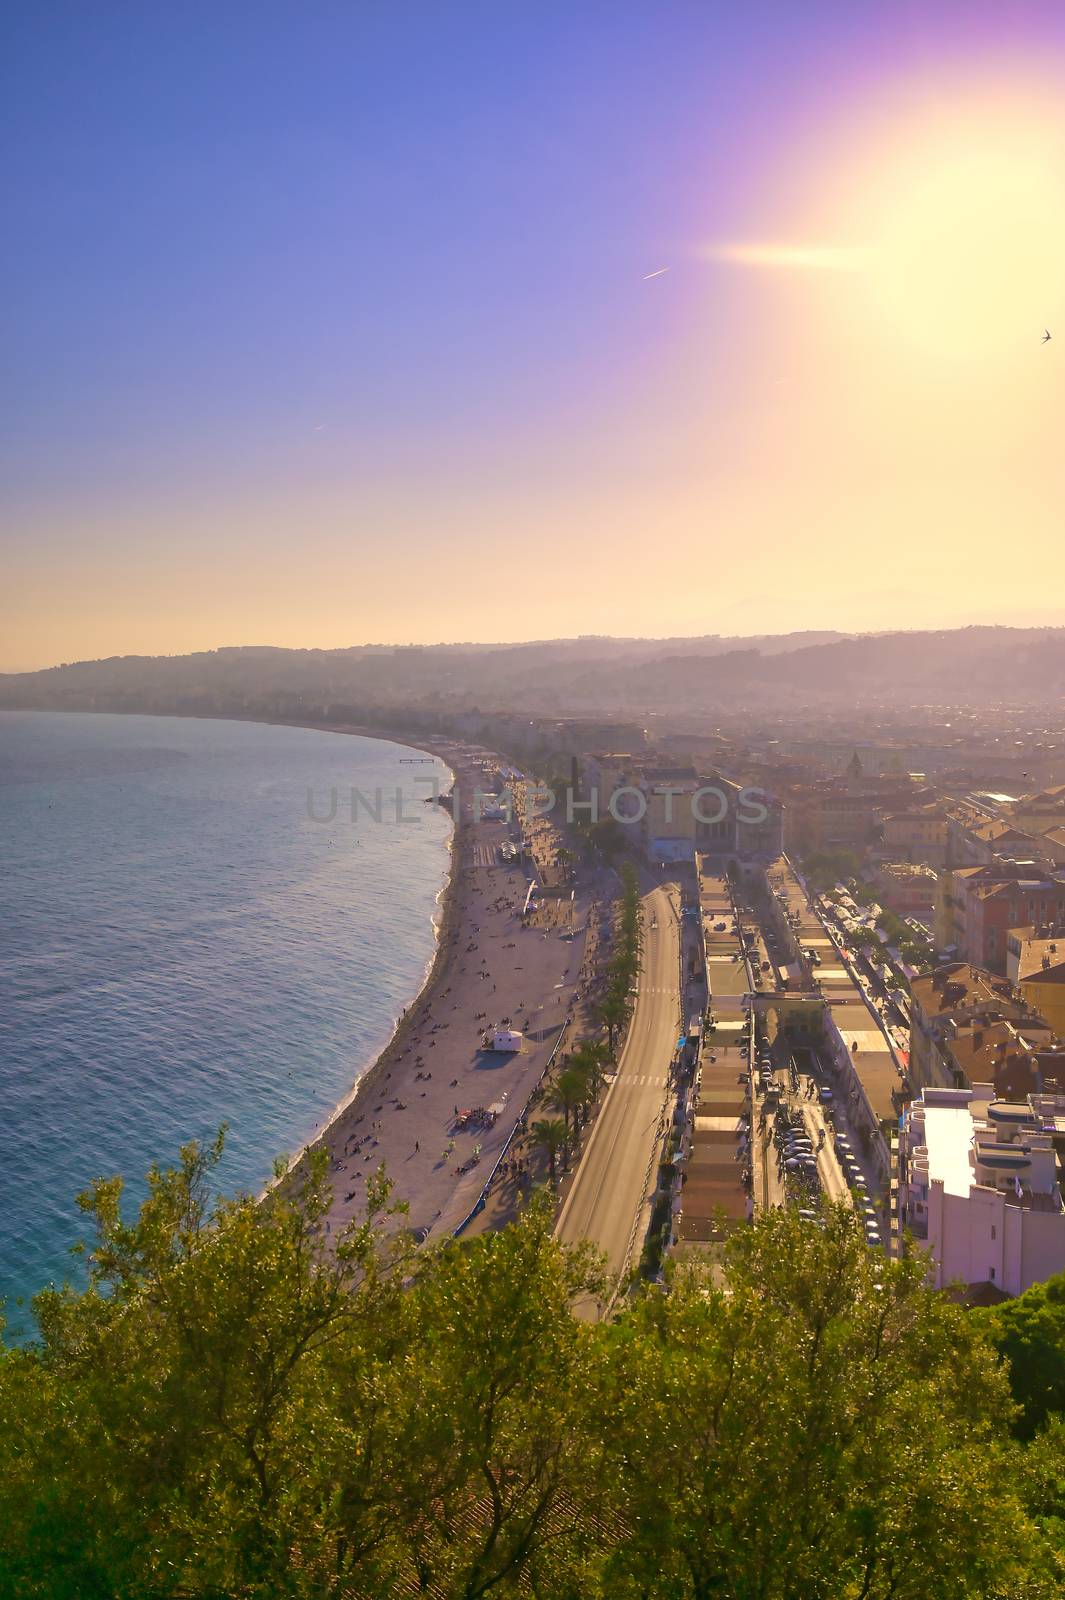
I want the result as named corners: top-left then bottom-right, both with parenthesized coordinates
top-left (0, 712), bottom-right (452, 1336)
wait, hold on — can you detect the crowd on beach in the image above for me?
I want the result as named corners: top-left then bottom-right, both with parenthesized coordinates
top-left (304, 744), bottom-right (626, 1243)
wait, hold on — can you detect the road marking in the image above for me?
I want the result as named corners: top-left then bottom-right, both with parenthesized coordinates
top-left (556, 887), bottom-right (679, 1278)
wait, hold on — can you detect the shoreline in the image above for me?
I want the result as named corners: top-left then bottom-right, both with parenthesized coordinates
top-left (281, 724), bottom-right (591, 1240)
top-left (286, 726), bottom-right (463, 1185)
top-left (8, 705), bottom-right (586, 1236)
top-left (271, 754), bottom-right (459, 1197)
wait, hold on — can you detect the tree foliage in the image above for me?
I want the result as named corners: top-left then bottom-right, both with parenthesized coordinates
top-left (0, 1138), bottom-right (1062, 1599)
top-left (974, 1269), bottom-right (1065, 1440)
top-left (596, 865), bottom-right (642, 1052)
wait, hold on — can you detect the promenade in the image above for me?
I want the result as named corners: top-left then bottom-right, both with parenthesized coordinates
top-left (304, 743), bottom-right (596, 1241)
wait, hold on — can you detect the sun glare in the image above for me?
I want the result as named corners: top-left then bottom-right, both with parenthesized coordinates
top-left (846, 90), bottom-right (1065, 359)
top-left (709, 80), bottom-right (1065, 364)
top-left (707, 242), bottom-right (869, 271)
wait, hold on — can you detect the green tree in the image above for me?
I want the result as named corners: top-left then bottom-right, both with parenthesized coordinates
top-left (529, 1118), bottom-right (568, 1184)
top-left (385, 1193), bottom-right (605, 1598)
top-left (598, 1203), bottom-right (1050, 1600)
top-left (570, 1039), bottom-right (610, 1101)
top-left (1, 1144), bottom-right (1061, 1600)
top-left (550, 1068), bottom-right (588, 1138)
top-left (0, 1134), bottom-right (415, 1599)
top-left (550, 1068), bottom-right (591, 1145)
top-left (975, 1269), bottom-right (1065, 1440)
top-left (596, 986), bottom-right (628, 1053)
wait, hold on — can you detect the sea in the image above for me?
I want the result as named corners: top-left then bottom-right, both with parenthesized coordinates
top-left (0, 711), bottom-right (453, 1337)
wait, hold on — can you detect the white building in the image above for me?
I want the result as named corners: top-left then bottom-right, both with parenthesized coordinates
top-left (897, 1085), bottom-right (1065, 1296)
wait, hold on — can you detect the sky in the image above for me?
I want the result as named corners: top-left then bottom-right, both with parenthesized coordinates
top-left (4, 0), bottom-right (1065, 670)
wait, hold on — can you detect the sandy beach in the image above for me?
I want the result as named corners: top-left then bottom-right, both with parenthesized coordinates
top-left (291, 731), bottom-right (602, 1241)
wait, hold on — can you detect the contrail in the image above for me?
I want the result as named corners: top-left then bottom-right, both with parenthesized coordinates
top-left (642, 266), bottom-right (670, 280)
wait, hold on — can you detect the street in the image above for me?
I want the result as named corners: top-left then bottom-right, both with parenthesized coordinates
top-left (556, 882), bottom-right (680, 1316)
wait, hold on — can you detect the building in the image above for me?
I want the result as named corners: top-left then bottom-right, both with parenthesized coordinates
top-left (1006, 926), bottom-right (1065, 982)
top-left (1029, 825), bottom-right (1065, 864)
top-left (875, 862), bottom-right (938, 919)
top-left (638, 767), bottom-right (700, 863)
top-left (943, 800), bottom-right (996, 869)
top-left (784, 768), bottom-right (932, 855)
top-left (881, 809), bottom-right (949, 865)
top-left (1018, 966), bottom-right (1065, 1039)
top-left (897, 1085), bottom-right (1065, 1296)
top-left (1011, 785), bottom-right (1065, 837)
top-left (789, 788), bottom-right (880, 849)
top-left (581, 754), bottom-right (783, 865)
top-left (1007, 927), bottom-right (1065, 1037)
top-left (936, 862), bottom-right (1065, 971)
top-left (908, 964), bottom-right (1029, 1092)
top-left (734, 783), bottom-right (785, 859)
top-left (580, 751), bottom-right (638, 822)
top-left (697, 772), bottom-right (784, 861)
top-left (940, 1017), bottom-right (1054, 1100)
top-left (545, 718), bottom-right (648, 760)
top-left (672, 1030), bottom-right (751, 1248)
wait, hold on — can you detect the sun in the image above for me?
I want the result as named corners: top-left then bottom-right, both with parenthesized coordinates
top-left (846, 87), bottom-right (1065, 361)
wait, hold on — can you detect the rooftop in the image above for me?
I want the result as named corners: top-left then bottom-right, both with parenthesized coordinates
top-left (1021, 960), bottom-right (1065, 988)
top-left (922, 1099), bottom-right (977, 1198)
top-left (910, 963), bottom-right (1019, 1020)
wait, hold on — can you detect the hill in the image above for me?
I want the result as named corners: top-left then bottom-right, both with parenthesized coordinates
top-left (1, 627), bottom-right (1063, 722)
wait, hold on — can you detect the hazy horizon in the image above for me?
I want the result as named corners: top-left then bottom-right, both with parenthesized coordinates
top-left (6, 2), bottom-right (1065, 672)
top-left (9, 618), bottom-right (1065, 680)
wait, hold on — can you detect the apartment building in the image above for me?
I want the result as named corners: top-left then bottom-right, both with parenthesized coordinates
top-left (908, 964), bottom-right (1029, 1091)
top-left (1007, 926), bottom-right (1065, 985)
top-left (942, 1018), bottom-right (1054, 1098)
top-left (581, 751), bottom-right (641, 824)
top-left (881, 808), bottom-right (949, 865)
top-left (935, 862), bottom-right (1065, 971)
top-left (875, 862), bottom-right (938, 919)
top-left (698, 773), bottom-right (784, 860)
top-left (785, 765), bottom-right (933, 854)
top-left (581, 754), bottom-right (784, 864)
top-left (1006, 927), bottom-right (1065, 1036)
top-left (639, 767), bottom-right (700, 863)
top-left (1038, 825), bottom-right (1065, 864)
top-left (1011, 785), bottom-right (1065, 836)
top-left (897, 1085), bottom-right (1065, 1296)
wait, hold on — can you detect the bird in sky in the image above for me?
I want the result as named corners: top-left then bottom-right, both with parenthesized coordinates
top-left (642, 266), bottom-right (670, 280)
top-left (1042, 328), bottom-right (1052, 343)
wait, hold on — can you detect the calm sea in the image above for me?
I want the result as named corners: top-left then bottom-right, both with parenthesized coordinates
top-left (0, 711), bottom-right (452, 1336)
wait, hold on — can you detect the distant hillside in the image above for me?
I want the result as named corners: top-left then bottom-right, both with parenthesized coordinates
top-left (1, 627), bottom-right (1063, 722)
top-left (601, 627), bottom-right (1065, 709)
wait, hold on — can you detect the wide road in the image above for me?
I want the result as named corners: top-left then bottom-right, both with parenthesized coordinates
top-left (556, 883), bottom-right (680, 1316)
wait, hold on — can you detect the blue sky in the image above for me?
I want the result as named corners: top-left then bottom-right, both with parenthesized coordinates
top-left (4, 3), bottom-right (1065, 666)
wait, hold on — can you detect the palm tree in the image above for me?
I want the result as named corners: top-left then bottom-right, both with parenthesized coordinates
top-left (597, 988), bottom-right (628, 1053)
top-left (571, 1040), bottom-right (610, 1100)
top-left (571, 1060), bottom-right (598, 1130)
top-left (549, 1069), bottom-right (586, 1137)
top-left (530, 1118), bottom-right (567, 1184)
